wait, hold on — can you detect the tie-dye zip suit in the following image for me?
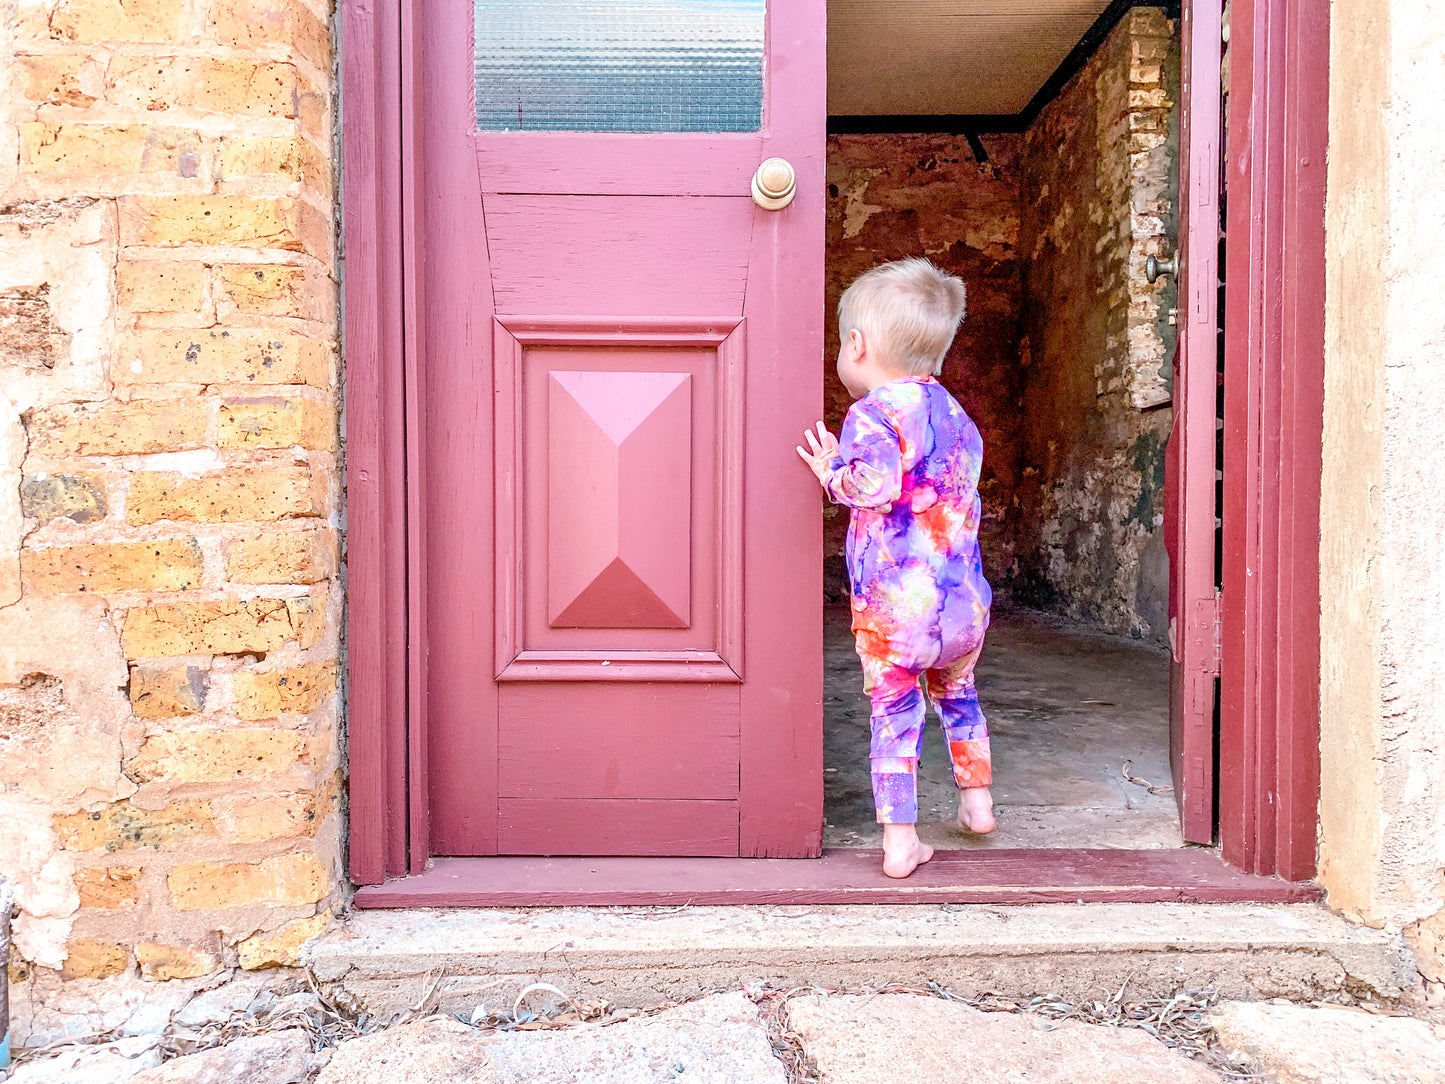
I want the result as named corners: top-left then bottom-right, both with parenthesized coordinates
top-left (824, 376), bottom-right (993, 824)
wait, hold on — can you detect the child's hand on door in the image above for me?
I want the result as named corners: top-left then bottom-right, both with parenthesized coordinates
top-left (796, 421), bottom-right (840, 483)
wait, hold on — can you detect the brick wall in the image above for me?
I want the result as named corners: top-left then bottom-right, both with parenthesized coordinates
top-left (0, 0), bottom-right (341, 1020)
top-left (824, 134), bottom-right (1024, 595)
top-left (1012, 8), bottom-right (1180, 638)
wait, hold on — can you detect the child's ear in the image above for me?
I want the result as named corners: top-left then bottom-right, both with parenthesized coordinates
top-left (847, 327), bottom-right (866, 363)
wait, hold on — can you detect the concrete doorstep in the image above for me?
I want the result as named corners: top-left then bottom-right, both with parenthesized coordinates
top-left (305, 901), bottom-right (1417, 1022)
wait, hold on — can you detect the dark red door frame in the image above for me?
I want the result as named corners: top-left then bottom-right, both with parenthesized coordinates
top-left (342, 0), bottom-right (429, 883)
top-left (342, 0), bottom-right (1329, 892)
top-left (1220, 0), bottom-right (1329, 882)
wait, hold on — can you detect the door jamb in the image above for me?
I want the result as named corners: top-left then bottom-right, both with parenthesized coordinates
top-left (343, 0), bottom-right (422, 883)
top-left (1219, 0), bottom-right (1328, 882)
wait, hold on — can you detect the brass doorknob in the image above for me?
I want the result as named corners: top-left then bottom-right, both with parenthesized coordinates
top-left (752, 157), bottom-right (796, 210)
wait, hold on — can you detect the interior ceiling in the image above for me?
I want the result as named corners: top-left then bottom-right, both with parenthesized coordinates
top-left (828, 0), bottom-right (1114, 117)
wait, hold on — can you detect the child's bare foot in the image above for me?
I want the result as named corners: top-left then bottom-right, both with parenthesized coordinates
top-left (881, 823), bottom-right (934, 878)
top-left (957, 786), bottom-right (996, 834)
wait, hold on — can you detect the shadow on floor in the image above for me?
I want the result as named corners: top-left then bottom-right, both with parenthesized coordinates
top-left (823, 601), bottom-right (1184, 850)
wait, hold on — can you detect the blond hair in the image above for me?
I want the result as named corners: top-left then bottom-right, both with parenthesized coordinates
top-left (837, 257), bottom-right (967, 376)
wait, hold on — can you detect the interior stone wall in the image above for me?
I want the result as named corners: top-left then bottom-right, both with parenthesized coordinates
top-left (1011, 7), bottom-right (1180, 640)
top-left (0, 0), bottom-right (343, 1039)
top-left (823, 133), bottom-right (1025, 598)
top-left (824, 10), bottom-right (1179, 644)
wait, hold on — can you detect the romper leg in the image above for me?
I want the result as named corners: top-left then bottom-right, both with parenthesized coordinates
top-left (925, 642), bottom-right (992, 789)
top-left (859, 652), bottom-right (927, 824)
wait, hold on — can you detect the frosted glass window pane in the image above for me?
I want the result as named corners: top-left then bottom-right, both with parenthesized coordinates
top-left (475, 1), bottom-right (764, 132)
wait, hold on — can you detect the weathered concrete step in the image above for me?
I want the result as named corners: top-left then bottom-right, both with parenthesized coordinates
top-left (306, 902), bottom-right (1416, 1022)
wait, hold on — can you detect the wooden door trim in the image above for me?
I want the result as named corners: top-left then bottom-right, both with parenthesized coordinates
top-left (1219, 0), bottom-right (1329, 881)
top-left (343, 0), bottom-right (413, 884)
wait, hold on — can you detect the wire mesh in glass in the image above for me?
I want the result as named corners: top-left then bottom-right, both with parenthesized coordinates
top-left (474, 1), bottom-right (765, 133)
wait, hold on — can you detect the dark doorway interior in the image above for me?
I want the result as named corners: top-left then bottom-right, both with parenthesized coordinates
top-left (822, 7), bottom-right (1185, 852)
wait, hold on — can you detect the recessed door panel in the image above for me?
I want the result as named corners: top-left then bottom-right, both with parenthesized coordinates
top-left (547, 370), bottom-right (693, 629)
top-left (497, 683), bottom-right (741, 800)
top-left (497, 799), bottom-right (739, 857)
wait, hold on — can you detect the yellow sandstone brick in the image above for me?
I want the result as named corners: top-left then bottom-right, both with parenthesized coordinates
top-left (55, 799), bottom-right (214, 851)
top-left (219, 264), bottom-right (306, 317)
top-left (137, 941), bottom-right (219, 980)
top-left (237, 911), bottom-right (330, 970)
top-left (107, 56), bottom-right (306, 118)
top-left (115, 329), bottom-right (330, 388)
top-left (226, 528), bottom-right (335, 584)
top-left (219, 134), bottom-right (330, 194)
top-left (214, 0), bottom-right (332, 70)
top-left (117, 261), bottom-right (206, 314)
top-left (127, 465), bottom-right (327, 525)
top-left (62, 939), bottom-right (129, 979)
top-left (168, 852), bottom-right (326, 911)
top-left (130, 662), bottom-right (209, 719)
top-left (21, 538), bottom-right (203, 594)
top-left (232, 659), bottom-right (337, 720)
top-left (50, 0), bottom-right (186, 43)
top-left (20, 473), bottom-right (107, 525)
top-left (219, 397), bottom-right (336, 450)
top-left (122, 596), bottom-right (307, 657)
top-left (116, 194), bottom-right (331, 260)
top-left (74, 866), bottom-right (142, 910)
top-left (19, 123), bottom-right (202, 186)
top-left (287, 594), bottom-right (325, 649)
top-left (16, 55), bottom-right (95, 106)
top-left (126, 727), bottom-right (306, 784)
top-left (214, 790), bottom-right (323, 843)
top-left (26, 399), bottom-right (209, 456)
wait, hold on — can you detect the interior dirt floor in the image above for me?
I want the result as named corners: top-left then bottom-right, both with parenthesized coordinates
top-left (823, 601), bottom-right (1185, 850)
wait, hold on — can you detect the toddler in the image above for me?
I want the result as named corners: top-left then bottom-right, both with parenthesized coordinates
top-left (797, 258), bottom-right (994, 879)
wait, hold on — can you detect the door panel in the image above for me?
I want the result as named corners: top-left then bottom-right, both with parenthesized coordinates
top-left (496, 684), bottom-right (741, 800)
top-left (1167, 0), bottom-right (1223, 844)
top-left (482, 195), bottom-right (754, 317)
top-left (425, 0), bottom-right (824, 857)
top-left (495, 319), bottom-right (744, 680)
top-left (497, 799), bottom-right (740, 857)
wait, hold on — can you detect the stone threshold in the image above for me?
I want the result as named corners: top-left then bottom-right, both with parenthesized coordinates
top-left (305, 902), bottom-right (1418, 1022)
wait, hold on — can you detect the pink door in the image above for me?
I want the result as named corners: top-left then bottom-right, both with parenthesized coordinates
top-left (420, 0), bottom-right (826, 857)
top-left (1166, 0), bottom-right (1222, 844)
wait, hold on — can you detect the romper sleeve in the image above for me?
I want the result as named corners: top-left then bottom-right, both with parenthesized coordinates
top-left (823, 398), bottom-right (903, 511)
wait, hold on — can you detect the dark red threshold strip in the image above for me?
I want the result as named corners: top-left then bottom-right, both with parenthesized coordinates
top-left (354, 848), bottom-right (1322, 907)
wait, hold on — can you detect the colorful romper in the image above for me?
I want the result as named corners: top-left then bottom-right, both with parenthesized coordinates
top-left (824, 376), bottom-right (993, 824)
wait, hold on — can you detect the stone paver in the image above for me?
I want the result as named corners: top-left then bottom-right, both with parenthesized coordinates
top-left (8, 1035), bottom-right (162, 1084)
top-left (128, 1029), bottom-right (313, 1084)
top-left (314, 1017), bottom-right (494, 1084)
top-left (786, 993), bottom-right (1219, 1083)
top-left (1210, 1001), bottom-right (1445, 1083)
top-left (315, 992), bottom-right (784, 1084)
top-left (485, 991), bottom-right (785, 1083)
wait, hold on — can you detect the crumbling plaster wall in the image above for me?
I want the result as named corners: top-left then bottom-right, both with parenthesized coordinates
top-left (1012, 8), bottom-right (1179, 639)
top-left (0, 0), bottom-right (343, 1038)
top-left (1319, 0), bottom-right (1445, 996)
top-left (824, 133), bottom-right (1025, 595)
